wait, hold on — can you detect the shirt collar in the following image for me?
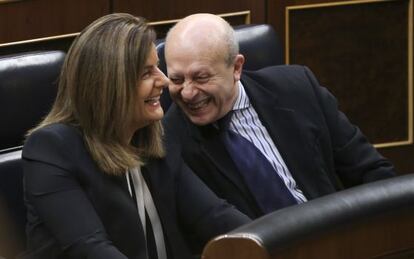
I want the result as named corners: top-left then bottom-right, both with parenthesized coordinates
top-left (210, 81), bottom-right (250, 131)
top-left (232, 81), bottom-right (250, 111)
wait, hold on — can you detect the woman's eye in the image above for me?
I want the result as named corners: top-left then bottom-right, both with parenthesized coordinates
top-left (141, 71), bottom-right (151, 79)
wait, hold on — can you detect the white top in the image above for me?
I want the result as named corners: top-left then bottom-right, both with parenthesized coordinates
top-left (126, 167), bottom-right (167, 259)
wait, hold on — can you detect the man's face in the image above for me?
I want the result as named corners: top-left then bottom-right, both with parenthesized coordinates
top-left (166, 45), bottom-right (243, 126)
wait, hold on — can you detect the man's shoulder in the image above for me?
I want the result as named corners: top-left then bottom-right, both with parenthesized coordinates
top-left (242, 65), bottom-right (316, 96)
top-left (162, 104), bottom-right (194, 145)
top-left (243, 65), bottom-right (309, 82)
top-left (246, 64), bottom-right (305, 73)
top-left (163, 104), bottom-right (187, 129)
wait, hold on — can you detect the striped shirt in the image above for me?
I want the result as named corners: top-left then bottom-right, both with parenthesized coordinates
top-left (228, 81), bottom-right (307, 203)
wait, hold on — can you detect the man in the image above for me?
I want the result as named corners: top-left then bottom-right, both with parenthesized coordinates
top-left (163, 13), bottom-right (395, 218)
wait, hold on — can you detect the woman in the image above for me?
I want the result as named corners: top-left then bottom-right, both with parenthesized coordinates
top-left (21, 13), bottom-right (250, 259)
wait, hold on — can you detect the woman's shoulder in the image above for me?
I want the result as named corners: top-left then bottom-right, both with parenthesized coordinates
top-left (30, 123), bottom-right (80, 138)
top-left (25, 123), bottom-right (82, 149)
top-left (23, 123), bottom-right (85, 167)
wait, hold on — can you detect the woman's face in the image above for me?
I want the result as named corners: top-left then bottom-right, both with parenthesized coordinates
top-left (132, 44), bottom-right (168, 131)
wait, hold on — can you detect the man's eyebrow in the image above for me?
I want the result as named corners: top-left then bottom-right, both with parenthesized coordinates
top-left (193, 70), bottom-right (210, 76)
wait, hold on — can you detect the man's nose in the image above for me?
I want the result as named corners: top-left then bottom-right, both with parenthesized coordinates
top-left (181, 81), bottom-right (199, 101)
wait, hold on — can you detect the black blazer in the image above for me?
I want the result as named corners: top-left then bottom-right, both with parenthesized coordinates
top-left (163, 65), bottom-right (395, 219)
top-left (21, 123), bottom-right (250, 259)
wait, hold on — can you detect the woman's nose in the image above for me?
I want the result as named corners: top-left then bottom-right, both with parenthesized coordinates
top-left (156, 67), bottom-right (169, 88)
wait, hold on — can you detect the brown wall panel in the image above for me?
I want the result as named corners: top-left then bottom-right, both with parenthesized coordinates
top-left (0, 0), bottom-right (109, 44)
top-left (287, 0), bottom-right (409, 145)
top-left (113, 0), bottom-right (265, 24)
top-left (268, 0), bottom-right (414, 174)
top-left (267, 0), bottom-right (358, 47)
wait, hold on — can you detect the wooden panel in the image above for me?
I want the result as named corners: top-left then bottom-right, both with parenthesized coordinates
top-left (287, 0), bottom-right (410, 146)
top-left (0, 1), bottom-right (261, 54)
top-left (0, 11), bottom-right (251, 56)
top-left (0, 0), bottom-right (109, 44)
top-left (203, 237), bottom-right (269, 259)
top-left (0, 34), bottom-right (77, 56)
top-left (267, 0), bottom-right (414, 174)
top-left (113, 0), bottom-right (265, 24)
top-left (149, 11), bottom-right (252, 39)
top-left (267, 0), bottom-right (353, 46)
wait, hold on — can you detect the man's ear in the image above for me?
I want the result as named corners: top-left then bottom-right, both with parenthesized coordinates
top-left (233, 54), bottom-right (245, 81)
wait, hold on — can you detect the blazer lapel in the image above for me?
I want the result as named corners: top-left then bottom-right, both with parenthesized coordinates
top-left (241, 74), bottom-right (321, 198)
top-left (188, 122), bottom-right (253, 194)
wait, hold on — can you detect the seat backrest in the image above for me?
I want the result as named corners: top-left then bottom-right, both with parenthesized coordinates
top-left (156, 23), bottom-right (284, 111)
top-left (202, 174), bottom-right (414, 259)
top-left (0, 51), bottom-right (65, 151)
top-left (0, 148), bottom-right (25, 259)
top-left (0, 51), bottom-right (65, 256)
top-left (233, 24), bottom-right (284, 71)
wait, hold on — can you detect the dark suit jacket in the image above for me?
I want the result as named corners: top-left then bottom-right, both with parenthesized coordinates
top-left (21, 123), bottom-right (250, 259)
top-left (163, 65), bottom-right (395, 219)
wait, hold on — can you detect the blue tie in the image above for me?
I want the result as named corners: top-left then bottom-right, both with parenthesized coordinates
top-left (219, 113), bottom-right (298, 214)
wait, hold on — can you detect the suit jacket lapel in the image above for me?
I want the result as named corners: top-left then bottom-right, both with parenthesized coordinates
top-left (241, 74), bottom-right (320, 198)
top-left (187, 122), bottom-right (253, 195)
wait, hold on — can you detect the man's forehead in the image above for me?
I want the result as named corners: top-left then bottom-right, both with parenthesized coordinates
top-left (168, 43), bottom-right (225, 65)
top-left (169, 16), bottom-right (224, 42)
top-left (167, 28), bottom-right (225, 56)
